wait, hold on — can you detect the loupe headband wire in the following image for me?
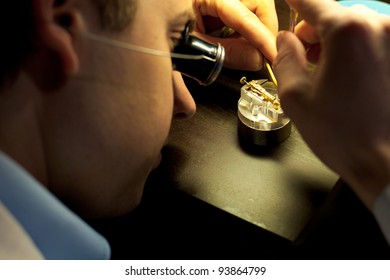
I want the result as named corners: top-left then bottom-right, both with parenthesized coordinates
top-left (74, 30), bottom-right (208, 61)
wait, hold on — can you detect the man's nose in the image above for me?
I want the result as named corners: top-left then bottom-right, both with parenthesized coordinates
top-left (172, 72), bottom-right (196, 119)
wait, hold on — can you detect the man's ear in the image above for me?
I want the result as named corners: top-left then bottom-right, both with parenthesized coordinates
top-left (33, 0), bottom-right (79, 75)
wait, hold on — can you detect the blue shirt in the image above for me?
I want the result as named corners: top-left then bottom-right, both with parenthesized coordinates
top-left (0, 152), bottom-right (111, 260)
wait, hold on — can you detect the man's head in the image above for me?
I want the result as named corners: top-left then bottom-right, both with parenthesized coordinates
top-left (0, 0), bottom-right (196, 218)
top-left (0, 0), bottom-right (137, 87)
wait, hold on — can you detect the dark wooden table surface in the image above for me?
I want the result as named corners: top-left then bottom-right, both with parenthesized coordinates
top-left (162, 77), bottom-right (338, 242)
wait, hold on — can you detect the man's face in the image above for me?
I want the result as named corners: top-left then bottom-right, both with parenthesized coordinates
top-left (44, 0), bottom-right (196, 217)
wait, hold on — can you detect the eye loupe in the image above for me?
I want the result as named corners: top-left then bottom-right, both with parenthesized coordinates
top-left (172, 35), bottom-right (225, 86)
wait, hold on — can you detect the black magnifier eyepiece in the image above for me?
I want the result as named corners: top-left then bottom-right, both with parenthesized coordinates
top-left (172, 35), bottom-right (225, 86)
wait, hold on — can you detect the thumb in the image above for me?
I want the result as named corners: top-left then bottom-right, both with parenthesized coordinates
top-left (273, 31), bottom-right (311, 116)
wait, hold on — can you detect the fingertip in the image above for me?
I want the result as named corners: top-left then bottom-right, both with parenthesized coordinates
top-left (276, 31), bottom-right (289, 51)
top-left (241, 47), bottom-right (263, 71)
top-left (274, 31), bottom-right (306, 71)
top-left (225, 43), bottom-right (264, 71)
top-left (273, 30), bottom-right (310, 105)
top-left (247, 48), bottom-right (263, 71)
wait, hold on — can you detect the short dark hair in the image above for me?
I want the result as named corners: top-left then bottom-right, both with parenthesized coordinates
top-left (0, 0), bottom-right (137, 88)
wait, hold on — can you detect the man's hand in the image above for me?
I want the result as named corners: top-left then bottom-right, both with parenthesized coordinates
top-left (193, 0), bottom-right (278, 70)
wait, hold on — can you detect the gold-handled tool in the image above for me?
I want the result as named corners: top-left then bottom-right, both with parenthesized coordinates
top-left (264, 59), bottom-right (278, 88)
top-left (263, 7), bottom-right (298, 88)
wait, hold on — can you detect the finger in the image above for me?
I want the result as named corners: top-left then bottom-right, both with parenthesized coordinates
top-left (287, 0), bottom-right (389, 38)
top-left (193, 0), bottom-right (277, 61)
top-left (294, 21), bottom-right (322, 63)
top-left (285, 0), bottom-right (341, 27)
top-left (241, 0), bottom-right (279, 35)
top-left (295, 20), bottom-right (319, 44)
top-left (273, 31), bottom-right (311, 117)
top-left (194, 33), bottom-right (263, 70)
